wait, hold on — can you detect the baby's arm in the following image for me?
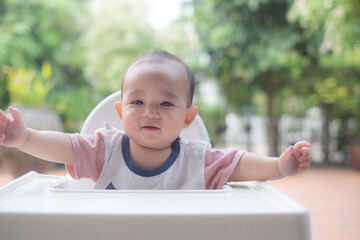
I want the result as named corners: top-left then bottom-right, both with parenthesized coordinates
top-left (229, 141), bottom-right (312, 182)
top-left (0, 107), bottom-right (74, 165)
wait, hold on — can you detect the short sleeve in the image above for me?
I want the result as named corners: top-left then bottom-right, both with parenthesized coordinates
top-left (204, 146), bottom-right (245, 189)
top-left (65, 131), bottom-right (105, 182)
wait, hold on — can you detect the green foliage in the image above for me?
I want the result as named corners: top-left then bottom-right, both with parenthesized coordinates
top-left (47, 87), bottom-right (96, 132)
top-left (289, 0), bottom-right (360, 55)
top-left (192, 0), bottom-right (308, 113)
top-left (7, 64), bottom-right (53, 106)
top-left (191, 0), bottom-right (360, 158)
top-left (81, 0), bottom-right (157, 95)
top-left (192, 0), bottom-right (313, 155)
top-left (0, 0), bottom-right (85, 67)
top-left (289, 0), bottom-right (360, 139)
top-left (0, 0), bottom-right (93, 129)
top-left (197, 102), bottom-right (227, 146)
top-left (0, 0), bottom-right (199, 132)
top-left (82, 0), bottom-right (199, 96)
top-left (192, 0), bottom-right (360, 118)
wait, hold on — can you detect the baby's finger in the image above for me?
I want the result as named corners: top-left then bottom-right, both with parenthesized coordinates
top-left (300, 155), bottom-right (311, 165)
top-left (299, 158), bottom-right (312, 172)
top-left (298, 154), bottom-right (311, 167)
top-left (8, 107), bottom-right (22, 122)
top-left (297, 165), bottom-right (310, 171)
top-left (299, 156), bottom-right (311, 165)
top-left (299, 147), bottom-right (311, 162)
top-left (293, 141), bottom-right (311, 153)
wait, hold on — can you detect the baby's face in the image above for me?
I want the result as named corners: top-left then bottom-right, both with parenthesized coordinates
top-left (119, 62), bottom-right (196, 150)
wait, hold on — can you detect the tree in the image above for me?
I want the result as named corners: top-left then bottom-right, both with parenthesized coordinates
top-left (0, 0), bottom-right (93, 130)
top-left (192, 0), bottom-right (308, 156)
top-left (289, 0), bottom-right (360, 162)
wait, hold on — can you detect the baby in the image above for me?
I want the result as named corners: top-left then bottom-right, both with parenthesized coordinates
top-left (0, 51), bottom-right (312, 190)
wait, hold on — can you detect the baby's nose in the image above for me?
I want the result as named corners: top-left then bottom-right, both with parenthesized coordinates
top-left (143, 105), bottom-right (159, 118)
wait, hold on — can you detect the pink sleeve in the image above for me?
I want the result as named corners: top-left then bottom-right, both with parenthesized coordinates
top-left (65, 132), bottom-right (105, 182)
top-left (205, 146), bottom-right (245, 190)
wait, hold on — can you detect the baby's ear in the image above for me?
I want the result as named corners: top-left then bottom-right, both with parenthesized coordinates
top-left (184, 105), bottom-right (198, 128)
top-left (115, 102), bottom-right (122, 120)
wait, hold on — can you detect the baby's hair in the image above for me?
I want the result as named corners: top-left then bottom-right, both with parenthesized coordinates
top-left (121, 50), bottom-right (196, 107)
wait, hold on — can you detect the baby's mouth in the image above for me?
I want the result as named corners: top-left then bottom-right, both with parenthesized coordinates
top-left (142, 126), bottom-right (159, 130)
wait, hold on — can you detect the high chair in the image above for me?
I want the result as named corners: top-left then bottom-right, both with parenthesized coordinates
top-left (0, 91), bottom-right (311, 240)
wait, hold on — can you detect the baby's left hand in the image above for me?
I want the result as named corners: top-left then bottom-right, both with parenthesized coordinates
top-left (278, 141), bottom-right (312, 177)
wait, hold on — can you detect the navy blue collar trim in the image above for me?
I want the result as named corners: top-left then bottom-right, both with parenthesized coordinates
top-left (121, 133), bottom-right (180, 177)
top-left (106, 182), bottom-right (116, 190)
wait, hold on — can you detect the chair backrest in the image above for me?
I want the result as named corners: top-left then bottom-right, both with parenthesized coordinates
top-left (81, 91), bottom-right (210, 143)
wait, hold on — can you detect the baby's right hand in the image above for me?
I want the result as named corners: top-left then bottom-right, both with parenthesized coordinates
top-left (0, 107), bottom-right (28, 148)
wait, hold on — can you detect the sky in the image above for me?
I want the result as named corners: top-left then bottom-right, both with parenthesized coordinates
top-left (143, 0), bottom-right (184, 29)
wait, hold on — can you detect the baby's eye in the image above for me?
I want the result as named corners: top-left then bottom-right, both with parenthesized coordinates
top-left (160, 101), bottom-right (174, 107)
top-left (131, 100), bottom-right (143, 105)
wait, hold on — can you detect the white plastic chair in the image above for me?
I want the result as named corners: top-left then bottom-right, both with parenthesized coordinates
top-left (81, 91), bottom-right (210, 142)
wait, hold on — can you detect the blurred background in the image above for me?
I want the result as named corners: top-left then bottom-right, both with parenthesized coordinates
top-left (0, 0), bottom-right (359, 239)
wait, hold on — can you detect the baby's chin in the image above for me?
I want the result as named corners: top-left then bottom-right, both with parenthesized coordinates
top-left (132, 139), bottom-right (173, 151)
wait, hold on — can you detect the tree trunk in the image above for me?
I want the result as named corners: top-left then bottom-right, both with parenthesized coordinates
top-left (322, 103), bottom-right (334, 163)
top-left (265, 74), bottom-right (278, 157)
